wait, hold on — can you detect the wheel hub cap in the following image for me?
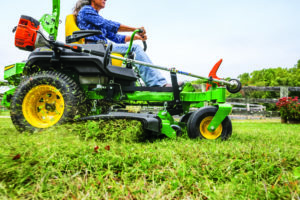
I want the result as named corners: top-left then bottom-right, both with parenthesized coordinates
top-left (200, 116), bottom-right (223, 139)
top-left (22, 85), bottom-right (65, 128)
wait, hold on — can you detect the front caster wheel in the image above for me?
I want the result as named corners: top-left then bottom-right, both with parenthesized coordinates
top-left (187, 106), bottom-right (232, 140)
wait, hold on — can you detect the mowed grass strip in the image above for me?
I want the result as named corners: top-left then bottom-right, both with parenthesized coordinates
top-left (0, 118), bottom-right (299, 199)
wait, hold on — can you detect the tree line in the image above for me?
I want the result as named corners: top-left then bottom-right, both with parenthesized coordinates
top-left (239, 60), bottom-right (300, 87)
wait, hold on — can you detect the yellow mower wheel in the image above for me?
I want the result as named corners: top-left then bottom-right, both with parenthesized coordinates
top-left (199, 116), bottom-right (223, 140)
top-left (10, 71), bottom-right (86, 132)
top-left (22, 85), bottom-right (64, 128)
top-left (187, 106), bottom-right (232, 140)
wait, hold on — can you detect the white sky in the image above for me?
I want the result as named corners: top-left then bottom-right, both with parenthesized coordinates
top-left (1, 0), bottom-right (300, 82)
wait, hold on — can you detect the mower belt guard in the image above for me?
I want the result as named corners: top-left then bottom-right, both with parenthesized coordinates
top-left (15, 15), bottom-right (40, 51)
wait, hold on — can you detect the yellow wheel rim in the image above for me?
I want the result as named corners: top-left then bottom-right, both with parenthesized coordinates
top-left (200, 116), bottom-right (223, 139)
top-left (22, 85), bottom-right (64, 128)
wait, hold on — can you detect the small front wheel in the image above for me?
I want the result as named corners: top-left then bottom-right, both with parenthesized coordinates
top-left (187, 106), bottom-right (232, 140)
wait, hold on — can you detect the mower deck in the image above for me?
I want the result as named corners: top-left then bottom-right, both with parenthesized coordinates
top-left (78, 112), bottom-right (161, 133)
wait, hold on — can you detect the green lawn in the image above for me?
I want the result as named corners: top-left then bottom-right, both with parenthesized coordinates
top-left (0, 118), bottom-right (299, 199)
top-left (0, 111), bottom-right (9, 116)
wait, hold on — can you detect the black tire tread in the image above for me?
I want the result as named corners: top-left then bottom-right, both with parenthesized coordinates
top-left (187, 106), bottom-right (232, 140)
top-left (10, 71), bottom-right (86, 132)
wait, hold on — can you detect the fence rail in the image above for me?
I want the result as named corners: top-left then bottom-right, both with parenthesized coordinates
top-left (226, 98), bottom-right (279, 104)
top-left (241, 86), bottom-right (300, 92)
top-left (228, 86), bottom-right (300, 117)
top-left (192, 85), bottom-right (300, 118)
top-left (193, 85), bottom-right (300, 93)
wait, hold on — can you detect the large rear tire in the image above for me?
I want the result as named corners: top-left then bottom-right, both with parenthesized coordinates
top-left (10, 71), bottom-right (86, 132)
top-left (187, 106), bottom-right (232, 140)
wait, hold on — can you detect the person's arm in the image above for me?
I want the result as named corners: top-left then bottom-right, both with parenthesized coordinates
top-left (119, 25), bottom-right (147, 40)
top-left (83, 8), bottom-right (120, 34)
top-left (118, 25), bottom-right (145, 33)
top-left (124, 34), bottom-right (147, 42)
top-left (118, 24), bottom-right (136, 32)
top-left (119, 25), bottom-right (147, 42)
top-left (106, 32), bottom-right (126, 44)
top-left (80, 7), bottom-right (147, 43)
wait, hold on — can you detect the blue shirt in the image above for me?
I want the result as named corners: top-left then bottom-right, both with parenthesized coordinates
top-left (77, 5), bottom-right (126, 44)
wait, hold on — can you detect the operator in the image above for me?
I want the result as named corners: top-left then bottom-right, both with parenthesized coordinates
top-left (73, 0), bottom-right (168, 87)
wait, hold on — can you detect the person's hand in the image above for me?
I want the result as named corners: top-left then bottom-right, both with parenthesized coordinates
top-left (138, 27), bottom-right (146, 37)
top-left (135, 34), bottom-right (147, 41)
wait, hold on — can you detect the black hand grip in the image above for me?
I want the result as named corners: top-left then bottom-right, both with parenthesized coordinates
top-left (143, 41), bottom-right (147, 52)
top-left (137, 29), bottom-right (147, 51)
top-left (12, 26), bottom-right (17, 33)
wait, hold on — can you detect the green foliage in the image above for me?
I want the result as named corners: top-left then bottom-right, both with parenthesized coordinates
top-left (297, 60), bottom-right (300, 70)
top-left (238, 73), bottom-right (250, 86)
top-left (0, 81), bottom-right (7, 86)
top-left (238, 60), bottom-right (300, 88)
top-left (0, 118), bottom-right (299, 199)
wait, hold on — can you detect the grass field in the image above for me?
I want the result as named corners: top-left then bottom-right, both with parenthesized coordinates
top-left (0, 111), bottom-right (9, 116)
top-left (0, 117), bottom-right (299, 199)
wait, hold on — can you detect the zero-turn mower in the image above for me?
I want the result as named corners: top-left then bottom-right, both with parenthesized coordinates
top-left (2, 0), bottom-right (242, 140)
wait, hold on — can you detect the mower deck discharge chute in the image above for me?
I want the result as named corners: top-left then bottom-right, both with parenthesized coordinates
top-left (2, 0), bottom-right (242, 140)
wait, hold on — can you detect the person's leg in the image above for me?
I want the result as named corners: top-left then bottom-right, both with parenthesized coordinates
top-left (112, 43), bottom-right (167, 87)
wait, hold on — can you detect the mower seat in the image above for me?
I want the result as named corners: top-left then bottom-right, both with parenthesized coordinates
top-left (65, 14), bottom-right (84, 44)
top-left (65, 14), bottom-right (124, 67)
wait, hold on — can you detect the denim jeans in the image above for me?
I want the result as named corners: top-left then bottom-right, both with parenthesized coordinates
top-left (112, 43), bottom-right (167, 87)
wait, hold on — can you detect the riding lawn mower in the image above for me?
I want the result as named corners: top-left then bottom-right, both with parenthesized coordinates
top-left (1, 0), bottom-right (242, 140)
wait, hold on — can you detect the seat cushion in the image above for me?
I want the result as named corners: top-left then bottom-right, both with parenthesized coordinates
top-left (65, 14), bottom-right (84, 44)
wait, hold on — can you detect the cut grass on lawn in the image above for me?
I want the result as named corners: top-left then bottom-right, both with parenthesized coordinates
top-left (0, 118), bottom-right (299, 199)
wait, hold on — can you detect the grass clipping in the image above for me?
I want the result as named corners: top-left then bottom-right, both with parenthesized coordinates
top-left (63, 119), bottom-right (145, 142)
